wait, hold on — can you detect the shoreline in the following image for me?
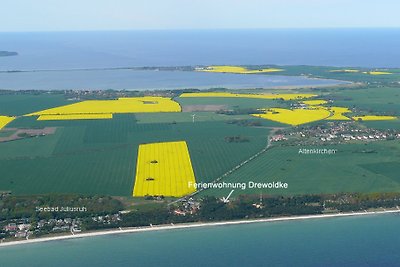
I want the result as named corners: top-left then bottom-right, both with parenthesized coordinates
top-left (1, 209), bottom-right (399, 248)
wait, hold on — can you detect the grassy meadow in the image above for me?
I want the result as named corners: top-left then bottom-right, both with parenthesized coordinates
top-left (199, 141), bottom-right (400, 197)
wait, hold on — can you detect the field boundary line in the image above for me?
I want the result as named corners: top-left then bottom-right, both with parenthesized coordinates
top-left (170, 129), bottom-right (278, 205)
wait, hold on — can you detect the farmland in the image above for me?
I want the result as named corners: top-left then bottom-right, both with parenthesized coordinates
top-left (27, 96), bottom-right (181, 117)
top-left (0, 116), bottom-right (15, 130)
top-left (180, 92), bottom-right (317, 100)
top-left (199, 141), bottom-right (400, 197)
top-left (179, 91), bottom-right (398, 125)
top-left (251, 108), bottom-right (331, 126)
top-left (328, 86), bottom-right (400, 113)
top-left (134, 112), bottom-right (250, 124)
top-left (38, 114), bottom-right (113, 121)
top-left (133, 141), bottom-right (196, 197)
top-left (0, 110), bottom-right (270, 195)
top-left (0, 93), bottom-right (70, 116)
top-left (325, 107), bottom-right (352, 120)
top-left (0, 65), bottom-right (400, 200)
top-left (176, 96), bottom-right (284, 110)
top-left (352, 115), bottom-right (397, 121)
top-left (368, 71), bottom-right (392, 75)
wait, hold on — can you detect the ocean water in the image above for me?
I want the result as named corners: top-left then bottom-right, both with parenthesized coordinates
top-left (1, 214), bottom-right (400, 267)
top-left (1, 29), bottom-right (400, 70)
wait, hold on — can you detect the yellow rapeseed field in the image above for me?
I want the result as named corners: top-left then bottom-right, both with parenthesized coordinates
top-left (37, 114), bottom-right (113, 121)
top-left (302, 100), bottom-right (328, 106)
top-left (352, 115), bottom-right (397, 121)
top-left (197, 65), bottom-right (284, 74)
top-left (329, 69), bottom-right (392, 75)
top-left (364, 71), bottom-right (392, 75)
top-left (325, 107), bottom-right (351, 120)
top-left (252, 108), bottom-right (331, 126)
top-left (27, 97), bottom-right (181, 117)
top-left (133, 141), bottom-right (196, 197)
top-left (0, 116), bottom-right (15, 130)
top-left (180, 92), bottom-right (316, 101)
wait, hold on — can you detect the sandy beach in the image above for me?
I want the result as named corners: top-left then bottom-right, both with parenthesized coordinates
top-left (1, 209), bottom-right (399, 248)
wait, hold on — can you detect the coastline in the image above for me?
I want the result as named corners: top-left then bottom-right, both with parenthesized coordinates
top-left (1, 209), bottom-right (399, 248)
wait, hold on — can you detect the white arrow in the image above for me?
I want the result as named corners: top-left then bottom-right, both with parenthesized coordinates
top-left (222, 190), bottom-right (235, 203)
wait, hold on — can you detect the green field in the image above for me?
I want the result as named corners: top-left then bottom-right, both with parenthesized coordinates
top-left (176, 96), bottom-right (287, 109)
top-left (0, 129), bottom-right (16, 137)
top-left (0, 129), bottom-right (63, 160)
top-left (0, 114), bottom-right (270, 195)
top-left (361, 120), bottom-right (400, 130)
top-left (134, 112), bottom-right (249, 124)
top-left (199, 141), bottom-right (400, 197)
top-left (329, 87), bottom-right (400, 115)
top-left (1, 67), bottom-right (400, 198)
top-left (0, 94), bottom-right (71, 116)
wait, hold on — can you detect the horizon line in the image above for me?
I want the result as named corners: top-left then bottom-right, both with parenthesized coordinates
top-left (1, 26), bottom-right (400, 33)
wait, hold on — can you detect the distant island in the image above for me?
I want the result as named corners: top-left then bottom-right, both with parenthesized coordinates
top-left (0, 51), bottom-right (18, 57)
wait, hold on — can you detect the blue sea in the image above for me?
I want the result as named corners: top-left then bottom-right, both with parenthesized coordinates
top-left (0, 29), bottom-right (399, 90)
top-left (1, 214), bottom-right (400, 267)
top-left (1, 29), bottom-right (400, 70)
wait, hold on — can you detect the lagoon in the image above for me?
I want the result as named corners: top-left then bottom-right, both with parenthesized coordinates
top-left (0, 69), bottom-right (344, 90)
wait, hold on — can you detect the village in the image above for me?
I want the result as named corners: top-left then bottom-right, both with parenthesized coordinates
top-left (0, 213), bottom-right (124, 242)
top-left (270, 121), bottom-right (400, 146)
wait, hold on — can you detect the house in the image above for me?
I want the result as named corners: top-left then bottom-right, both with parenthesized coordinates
top-left (4, 223), bottom-right (17, 232)
top-left (14, 231), bottom-right (27, 238)
top-left (18, 224), bottom-right (31, 231)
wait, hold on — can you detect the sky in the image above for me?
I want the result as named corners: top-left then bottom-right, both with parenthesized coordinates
top-left (1, 0), bottom-right (400, 31)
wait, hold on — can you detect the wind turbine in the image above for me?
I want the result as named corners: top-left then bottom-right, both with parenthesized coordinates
top-left (192, 114), bottom-right (196, 123)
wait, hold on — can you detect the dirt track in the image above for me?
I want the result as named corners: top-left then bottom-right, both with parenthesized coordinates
top-left (0, 127), bottom-right (57, 142)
